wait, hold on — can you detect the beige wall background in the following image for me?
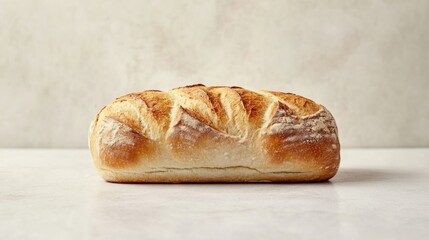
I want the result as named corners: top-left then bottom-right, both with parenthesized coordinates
top-left (1, 0), bottom-right (428, 148)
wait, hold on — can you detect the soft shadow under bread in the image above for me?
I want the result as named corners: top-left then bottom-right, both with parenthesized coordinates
top-left (332, 168), bottom-right (414, 184)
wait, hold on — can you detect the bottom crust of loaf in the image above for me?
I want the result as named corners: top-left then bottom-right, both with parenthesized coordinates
top-left (97, 166), bottom-right (337, 183)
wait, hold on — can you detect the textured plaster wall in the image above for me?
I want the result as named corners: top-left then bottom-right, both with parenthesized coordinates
top-left (1, 0), bottom-right (428, 148)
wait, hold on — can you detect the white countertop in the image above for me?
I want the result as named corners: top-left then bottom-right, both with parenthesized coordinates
top-left (1, 148), bottom-right (428, 240)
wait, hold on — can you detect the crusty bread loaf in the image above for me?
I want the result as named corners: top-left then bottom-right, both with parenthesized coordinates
top-left (89, 84), bottom-right (340, 183)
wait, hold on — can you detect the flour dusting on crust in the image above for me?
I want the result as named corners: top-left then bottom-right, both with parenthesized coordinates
top-left (97, 117), bottom-right (136, 147)
top-left (264, 105), bottom-right (338, 143)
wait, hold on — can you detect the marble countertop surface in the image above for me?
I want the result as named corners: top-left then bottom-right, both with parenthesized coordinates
top-left (1, 148), bottom-right (428, 240)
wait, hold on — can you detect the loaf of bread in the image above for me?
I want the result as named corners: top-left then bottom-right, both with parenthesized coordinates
top-left (89, 84), bottom-right (340, 183)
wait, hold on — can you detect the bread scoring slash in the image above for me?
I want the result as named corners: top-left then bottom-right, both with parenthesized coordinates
top-left (89, 84), bottom-right (340, 183)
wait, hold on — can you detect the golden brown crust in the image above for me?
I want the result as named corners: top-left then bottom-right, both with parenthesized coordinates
top-left (205, 89), bottom-right (229, 129)
top-left (137, 91), bottom-right (174, 137)
top-left (89, 84), bottom-right (340, 183)
top-left (263, 91), bottom-right (320, 116)
top-left (93, 117), bottom-right (157, 169)
top-left (230, 87), bottom-right (271, 128)
top-left (167, 107), bottom-right (241, 161)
